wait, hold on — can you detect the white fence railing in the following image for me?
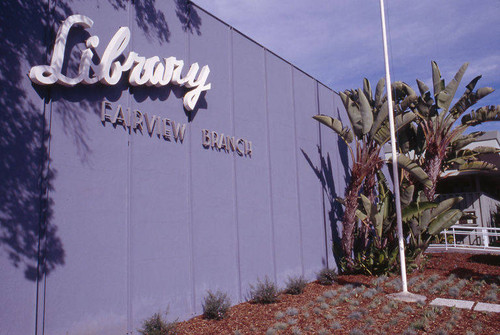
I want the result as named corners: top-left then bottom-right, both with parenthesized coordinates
top-left (428, 225), bottom-right (500, 252)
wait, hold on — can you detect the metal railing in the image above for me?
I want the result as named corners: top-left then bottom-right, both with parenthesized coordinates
top-left (428, 225), bottom-right (500, 252)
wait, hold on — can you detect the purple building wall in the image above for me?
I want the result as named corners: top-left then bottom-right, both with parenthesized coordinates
top-left (0, 1), bottom-right (349, 334)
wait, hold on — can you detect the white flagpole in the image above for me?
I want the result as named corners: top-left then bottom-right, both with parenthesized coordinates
top-left (378, 0), bottom-right (408, 293)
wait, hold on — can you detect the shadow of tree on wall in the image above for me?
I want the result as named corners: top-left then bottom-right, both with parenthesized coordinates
top-left (176, 0), bottom-right (202, 35)
top-left (302, 111), bottom-right (351, 266)
top-left (0, 0), bottom-right (201, 281)
top-left (302, 148), bottom-right (342, 266)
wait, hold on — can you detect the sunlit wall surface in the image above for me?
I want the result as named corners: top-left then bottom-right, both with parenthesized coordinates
top-left (0, 1), bottom-right (349, 334)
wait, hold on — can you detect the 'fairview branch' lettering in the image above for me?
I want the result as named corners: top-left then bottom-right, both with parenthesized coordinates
top-left (202, 129), bottom-right (252, 158)
top-left (101, 101), bottom-right (186, 142)
top-left (29, 15), bottom-right (211, 111)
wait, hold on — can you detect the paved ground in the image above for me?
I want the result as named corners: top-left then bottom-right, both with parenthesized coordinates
top-left (426, 246), bottom-right (500, 255)
top-left (429, 298), bottom-right (500, 313)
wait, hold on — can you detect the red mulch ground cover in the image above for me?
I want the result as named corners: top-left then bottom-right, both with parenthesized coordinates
top-left (176, 253), bottom-right (500, 334)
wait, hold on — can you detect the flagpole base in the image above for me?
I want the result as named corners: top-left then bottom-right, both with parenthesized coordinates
top-left (387, 291), bottom-right (427, 303)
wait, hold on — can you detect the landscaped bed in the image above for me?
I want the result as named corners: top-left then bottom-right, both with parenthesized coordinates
top-left (174, 253), bottom-right (499, 334)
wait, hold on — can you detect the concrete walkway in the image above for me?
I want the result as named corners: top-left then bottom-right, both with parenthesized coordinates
top-left (429, 298), bottom-right (500, 313)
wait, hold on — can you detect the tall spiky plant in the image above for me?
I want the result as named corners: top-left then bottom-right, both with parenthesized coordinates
top-left (314, 79), bottom-right (417, 268)
top-left (406, 61), bottom-right (500, 201)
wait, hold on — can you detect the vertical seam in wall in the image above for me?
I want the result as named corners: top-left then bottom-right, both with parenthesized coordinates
top-left (316, 82), bottom-right (329, 269)
top-left (35, 99), bottom-right (45, 335)
top-left (36, 2), bottom-right (53, 334)
top-left (186, 24), bottom-right (197, 316)
top-left (263, 50), bottom-right (277, 283)
top-left (290, 68), bottom-right (305, 276)
top-left (42, 98), bottom-right (54, 335)
top-left (126, 2), bottom-right (133, 333)
top-left (229, 27), bottom-right (242, 301)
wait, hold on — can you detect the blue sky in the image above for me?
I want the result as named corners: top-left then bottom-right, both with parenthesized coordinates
top-left (193, 0), bottom-right (500, 132)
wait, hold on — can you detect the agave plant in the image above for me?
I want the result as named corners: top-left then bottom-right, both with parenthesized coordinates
top-left (404, 61), bottom-right (500, 200)
top-left (314, 78), bottom-right (417, 268)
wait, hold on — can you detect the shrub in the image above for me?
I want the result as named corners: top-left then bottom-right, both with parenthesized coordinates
top-left (202, 290), bottom-right (231, 320)
top-left (266, 328), bottom-right (276, 335)
top-left (362, 288), bottom-right (378, 299)
top-left (138, 312), bottom-right (177, 335)
top-left (448, 286), bottom-right (460, 298)
top-left (285, 307), bottom-right (299, 316)
top-left (428, 274), bottom-right (440, 283)
top-left (485, 289), bottom-right (498, 302)
top-left (402, 305), bottom-right (414, 314)
top-left (273, 322), bottom-right (287, 330)
top-left (348, 311), bottom-right (363, 320)
top-left (330, 321), bottom-right (342, 330)
top-left (323, 290), bottom-right (336, 299)
top-left (285, 275), bottom-right (308, 295)
top-left (372, 275), bottom-right (388, 287)
top-left (410, 318), bottom-right (428, 331)
top-left (249, 277), bottom-right (279, 304)
top-left (430, 281), bottom-right (445, 294)
top-left (317, 268), bottom-right (337, 285)
top-left (386, 277), bottom-right (402, 290)
top-left (275, 311), bottom-right (285, 320)
top-left (408, 275), bottom-right (422, 287)
top-left (315, 296), bottom-right (326, 304)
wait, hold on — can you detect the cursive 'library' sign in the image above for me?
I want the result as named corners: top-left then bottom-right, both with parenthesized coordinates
top-left (29, 14), bottom-right (212, 111)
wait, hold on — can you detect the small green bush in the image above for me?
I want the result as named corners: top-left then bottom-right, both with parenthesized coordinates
top-left (410, 318), bottom-right (428, 331)
top-left (315, 296), bottom-right (326, 303)
top-left (362, 288), bottom-right (378, 299)
top-left (317, 268), bottom-right (337, 285)
top-left (319, 302), bottom-right (329, 310)
top-left (485, 289), bottom-right (498, 302)
top-left (323, 290), bottom-right (336, 299)
top-left (402, 305), bottom-right (414, 314)
top-left (347, 311), bottom-right (363, 320)
top-left (330, 321), bottom-right (341, 330)
top-left (273, 322), bottom-right (288, 330)
top-left (448, 286), bottom-right (460, 298)
top-left (285, 275), bottom-right (308, 295)
top-left (202, 290), bottom-right (231, 320)
top-left (249, 277), bottom-right (279, 304)
top-left (266, 328), bottom-right (276, 335)
top-left (138, 312), bottom-right (177, 335)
